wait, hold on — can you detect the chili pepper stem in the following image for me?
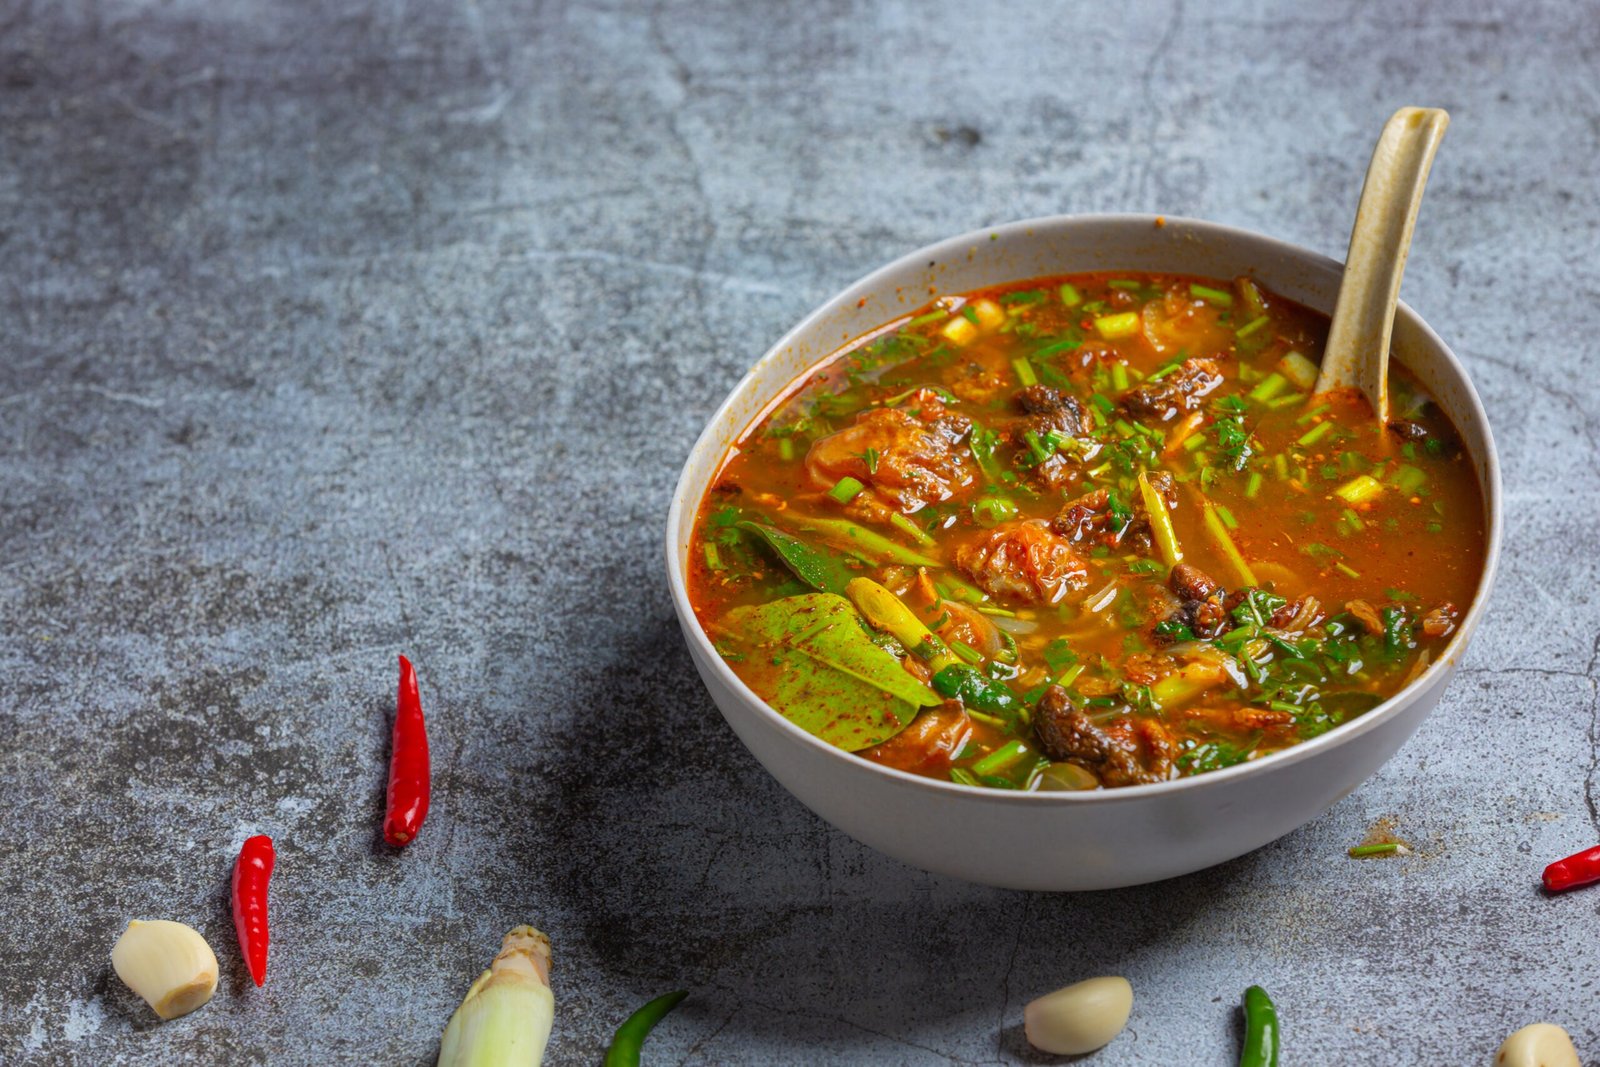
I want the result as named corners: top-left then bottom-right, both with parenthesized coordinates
top-left (438, 926), bottom-right (554, 1067)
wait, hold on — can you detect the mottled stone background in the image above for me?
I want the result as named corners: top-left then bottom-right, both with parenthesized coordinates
top-left (2, 1), bottom-right (1598, 1063)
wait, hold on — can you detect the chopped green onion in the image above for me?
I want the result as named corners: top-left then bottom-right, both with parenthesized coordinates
top-left (971, 496), bottom-right (1018, 528)
top-left (1034, 336), bottom-right (1084, 359)
top-left (1110, 362), bottom-right (1130, 392)
top-left (777, 437), bottom-right (795, 462)
top-left (1348, 842), bottom-right (1404, 858)
top-left (1059, 283), bottom-right (1082, 307)
top-left (1000, 289), bottom-right (1045, 306)
top-left (1093, 312), bottom-right (1141, 339)
top-left (828, 476), bottom-right (865, 504)
top-left (1111, 419), bottom-right (1137, 439)
top-left (949, 767), bottom-right (981, 787)
top-left (1334, 561), bottom-right (1361, 579)
top-left (1265, 391), bottom-right (1307, 410)
top-left (1107, 279), bottom-right (1143, 291)
top-left (961, 305), bottom-right (979, 325)
top-left (1248, 372), bottom-right (1289, 402)
top-left (1296, 403), bottom-right (1331, 426)
top-left (1183, 433), bottom-right (1207, 453)
top-left (1334, 474), bottom-right (1384, 505)
top-left (1056, 663), bottom-right (1085, 688)
top-left (1389, 464), bottom-right (1427, 494)
top-left (1236, 314), bottom-right (1271, 339)
top-left (936, 573), bottom-right (989, 604)
top-left (1214, 503), bottom-right (1239, 530)
top-left (1297, 422), bottom-right (1334, 447)
top-left (889, 511), bottom-right (934, 546)
top-left (703, 543), bottom-right (723, 570)
top-left (1189, 283), bottom-right (1233, 306)
top-left (971, 739), bottom-right (1031, 777)
top-left (1011, 357), bottom-right (1038, 387)
top-left (1023, 429), bottom-right (1053, 464)
top-left (1089, 393), bottom-right (1115, 415)
top-left (1245, 472), bottom-right (1263, 499)
top-left (1273, 454), bottom-right (1289, 479)
top-left (907, 309), bottom-right (949, 327)
top-left (1341, 506), bottom-right (1365, 530)
top-left (1279, 351), bottom-right (1319, 390)
top-left (951, 640), bottom-right (984, 665)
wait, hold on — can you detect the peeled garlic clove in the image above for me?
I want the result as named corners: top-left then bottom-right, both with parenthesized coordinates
top-left (1495, 1023), bottom-right (1580, 1067)
top-left (1024, 976), bottom-right (1133, 1055)
top-left (111, 920), bottom-right (219, 1020)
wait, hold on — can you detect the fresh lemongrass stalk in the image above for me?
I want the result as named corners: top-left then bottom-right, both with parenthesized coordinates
top-left (1137, 472), bottom-right (1182, 567)
top-left (792, 516), bottom-right (939, 568)
top-left (1333, 473), bottom-right (1385, 505)
top-left (110, 919), bottom-right (219, 1020)
top-left (970, 298), bottom-right (1005, 330)
top-left (1201, 501), bottom-right (1257, 587)
top-left (940, 314), bottom-right (978, 346)
top-left (438, 926), bottom-right (555, 1067)
top-left (1093, 311), bottom-right (1141, 340)
top-left (846, 578), bottom-right (959, 671)
top-left (1278, 350), bottom-right (1319, 390)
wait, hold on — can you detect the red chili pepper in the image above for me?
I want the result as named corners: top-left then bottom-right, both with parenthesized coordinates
top-left (383, 654), bottom-right (431, 847)
top-left (231, 834), bottom-right (275, 986)
top-left (1542, 844), bottom-right (1600, 893)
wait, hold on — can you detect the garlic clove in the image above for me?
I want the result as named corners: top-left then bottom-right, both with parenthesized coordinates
top-left (1023, 976), bottom-right (1134, 1055)
top-left (110, 919), bottom-right (219, 1021)
top-left (1495, 1022), bottom-right (1581, 1067)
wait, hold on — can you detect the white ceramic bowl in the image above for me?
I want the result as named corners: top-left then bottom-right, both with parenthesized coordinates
top-left (665, 213), bottom-right (1502, 891)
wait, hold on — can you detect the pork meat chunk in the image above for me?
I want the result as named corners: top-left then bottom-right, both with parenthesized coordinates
top-left (955, 519), bottom-right (1089, 605)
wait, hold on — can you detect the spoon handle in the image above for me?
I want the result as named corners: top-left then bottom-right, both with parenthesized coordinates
top-left (1314, 107), bottom-right (1450, 420)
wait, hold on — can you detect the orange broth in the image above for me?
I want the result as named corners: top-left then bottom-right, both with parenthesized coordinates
top-left (688, 273), bottom-right (1485, 790)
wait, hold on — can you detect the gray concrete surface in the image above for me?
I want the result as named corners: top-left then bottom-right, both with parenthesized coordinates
top-left (2, 1), bottom-right (1598, 1063)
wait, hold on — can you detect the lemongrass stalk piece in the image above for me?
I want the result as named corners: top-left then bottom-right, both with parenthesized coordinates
top-left (438, 925), bottom-right (555, 1067)
top-left (846, 577), bottom-right (960, 671)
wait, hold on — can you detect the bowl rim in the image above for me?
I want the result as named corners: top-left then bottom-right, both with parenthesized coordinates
top-left (665, 211), bottom-right (1504, 806)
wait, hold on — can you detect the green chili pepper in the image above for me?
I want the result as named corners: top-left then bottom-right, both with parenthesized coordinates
top-left (603, 990), bottom-right (688, 1067)
top-left (1239, 985), bottom-right (1280, 1067)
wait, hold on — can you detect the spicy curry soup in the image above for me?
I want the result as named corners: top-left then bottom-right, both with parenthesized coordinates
top-left (687, 272), bottom-right (1485, 791)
